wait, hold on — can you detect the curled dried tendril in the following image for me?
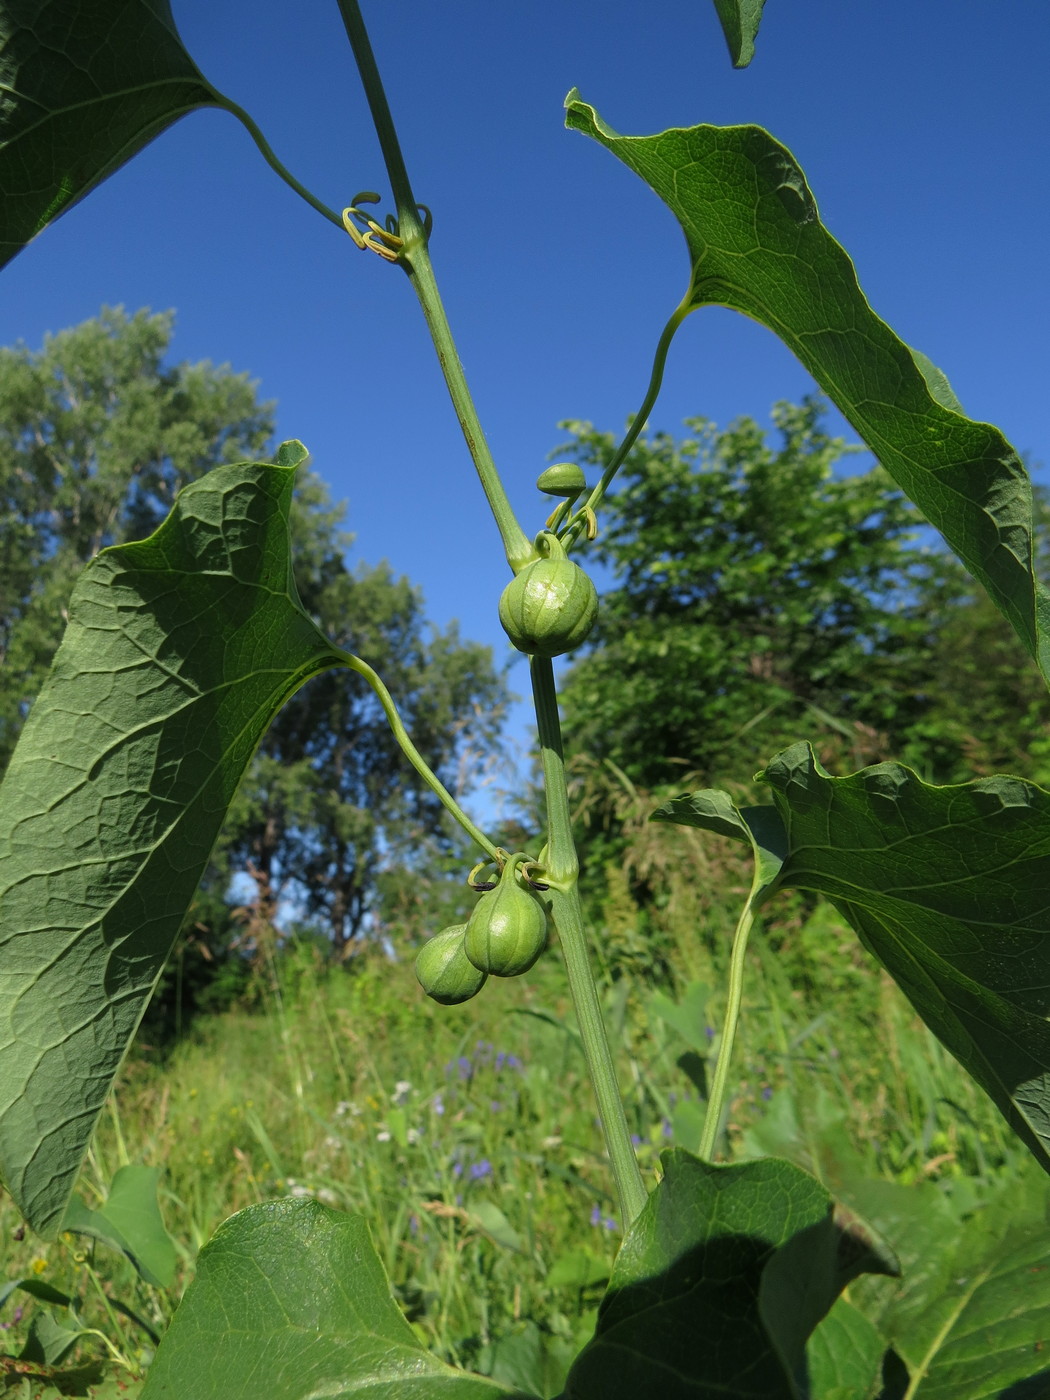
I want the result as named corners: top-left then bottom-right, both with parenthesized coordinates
top-left (467, 850), bottom-right (549, 892)
top-left (342, 191), bottom-right (433, 262)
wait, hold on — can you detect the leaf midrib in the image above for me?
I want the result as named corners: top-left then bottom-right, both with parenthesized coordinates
top-left (0, 76), bottom-right (217, 146)
top-left (901, 1260), bottom-right (994, 1400)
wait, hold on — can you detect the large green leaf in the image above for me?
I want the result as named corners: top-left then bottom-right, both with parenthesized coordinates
top-left (806, 1298), bottom-right (884, 1400)
top-left (562, 1150), bottom-right (891, 1399)
top-left (710, 0), bottom-right (767, 67)
top-left (842, 1177), bottom-right (1050, 1399)
top-left (655, 743), bottom-right (1050, 1174)
top-left (0, 445), bottom-right (342, 1236)
top-left (564, 97), bottom-right (1050, 684)
top-left (0, 0), bottom-right (222, 269)
top-left (62, 1164), bottom-right (177, 1288)
top-left (141, 1198), bottom-right (533, 1399)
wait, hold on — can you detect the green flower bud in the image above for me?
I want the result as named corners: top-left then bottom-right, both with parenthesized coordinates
top-left (498, 534), bottom-right (598, 659)
top-left (536, 462), bottom-right (586, 498)
top-left (415, 924), bottom-right (487, 1005)
top-left (464, 861), bottom-right (547, 977)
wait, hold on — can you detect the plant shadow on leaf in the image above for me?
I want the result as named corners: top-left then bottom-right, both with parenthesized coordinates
top-left (560, 1151), bottom-right (895, 1400)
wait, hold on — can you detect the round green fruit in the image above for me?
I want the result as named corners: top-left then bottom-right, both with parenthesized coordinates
top-left (415, 925), bottom-right (487, 1005)
top-left (464, 876), bottom-right (547, 978)
top-left (536, 462), bottom-right (586, 498)
top-left (499, 540), bottom-right (598, 659)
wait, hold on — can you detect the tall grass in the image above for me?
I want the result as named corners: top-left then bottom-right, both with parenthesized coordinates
top-left (0, 834), bottom-right (1036, 1393)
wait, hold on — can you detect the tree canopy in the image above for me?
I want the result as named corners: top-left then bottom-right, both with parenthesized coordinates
top-left (557, 399), bottom-right (1047, 793)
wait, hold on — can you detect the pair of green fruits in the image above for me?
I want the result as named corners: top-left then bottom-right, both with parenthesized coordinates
top-left (415, 857), bottom-right (548, 1005)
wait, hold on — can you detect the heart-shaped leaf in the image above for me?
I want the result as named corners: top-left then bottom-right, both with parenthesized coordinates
top-left (0, 445), bottom-right (343, 1236)
top-left (140, 1198), bottom-right (534, 1399)
top-left (565, 97), bottom-right (1050, 685)
top-left (0, 0), bottom-right (223, 270)
top-left (656, 743), bottom-right (1050, 1175)
top-left (764, 742), bottom-right (1050, 1175)
top-left (562, 1150), bottom-right (892, 1399)
top-left (62, 1164), bottom-right (177, 1288)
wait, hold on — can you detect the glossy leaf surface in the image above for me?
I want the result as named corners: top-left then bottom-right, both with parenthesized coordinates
top-left (562, 1150), bottom-right (890, 1399)
top-left (657, 743), bottom-right (1050, 1173)
top-left (0, 446), bottom-right (342, 1236)
top-left (565, 97), bottom-right (1050, 684)
top-left (141, 1198), bottom-right (533, 1399)
top-left (710, 0), bottom-right (767, 67)
top-left (0, 0), bottom-right (219, 270)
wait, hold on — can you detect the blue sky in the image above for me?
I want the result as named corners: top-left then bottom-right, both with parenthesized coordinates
top-left (3, 0), bottom-right (1048, 801)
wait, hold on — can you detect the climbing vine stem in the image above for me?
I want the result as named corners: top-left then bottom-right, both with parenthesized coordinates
top-left (532, 657), bottom-right (648, 1226)
top-left (335, 0), bottom-right (534, 573)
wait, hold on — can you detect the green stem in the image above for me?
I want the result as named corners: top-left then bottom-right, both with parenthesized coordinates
top-left (532, 658), bottom-right (647, 1226)
top-left (563, 299), bottom-right (691, 549)
top-left (406, 256), bottom-right (535, 571)
top-left (334, 0), bottom-right (418, 224)
top-left (335, 0), bottom-right (533, 572)
top-left (698, 898), bottom-right (756, 1160)
top-left (335, 647), bottom-right (500, 863)
top-left (212, 92), bottom-right (345, 230)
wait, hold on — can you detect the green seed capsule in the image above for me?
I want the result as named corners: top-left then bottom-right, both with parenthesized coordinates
top-left (464, 867), bottom-right (547, 978)
top-left (536, 462), bottom-right (586, 498)
top-left (499, 535), bottom-right (598, 659)
top-left (415, 924), bottom-right (487, 1005)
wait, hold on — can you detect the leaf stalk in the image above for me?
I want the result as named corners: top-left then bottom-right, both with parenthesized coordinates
top-left (563, 299), bottom-right (690, 548)
top-left (335, 648), bottom-right (500, 863)
top-left (698, 896), bottom-right (756, 1160)
top-left (212, 93), bottom-right (345, 230)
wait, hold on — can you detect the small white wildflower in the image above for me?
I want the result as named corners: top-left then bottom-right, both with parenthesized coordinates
top-left (393, 1080), bottom-right (412, 1105)
top-left (406, 1128), bottom-right (421, 1145)
top-left (376, 1129), bottom-right (392, 1142)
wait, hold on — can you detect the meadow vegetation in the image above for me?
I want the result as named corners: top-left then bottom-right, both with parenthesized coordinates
top-left (2, 812), bottom-right (1035, 1395)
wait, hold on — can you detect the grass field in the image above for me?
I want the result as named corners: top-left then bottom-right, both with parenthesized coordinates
top-left (1, 856), bottom-right (1039, 1396)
